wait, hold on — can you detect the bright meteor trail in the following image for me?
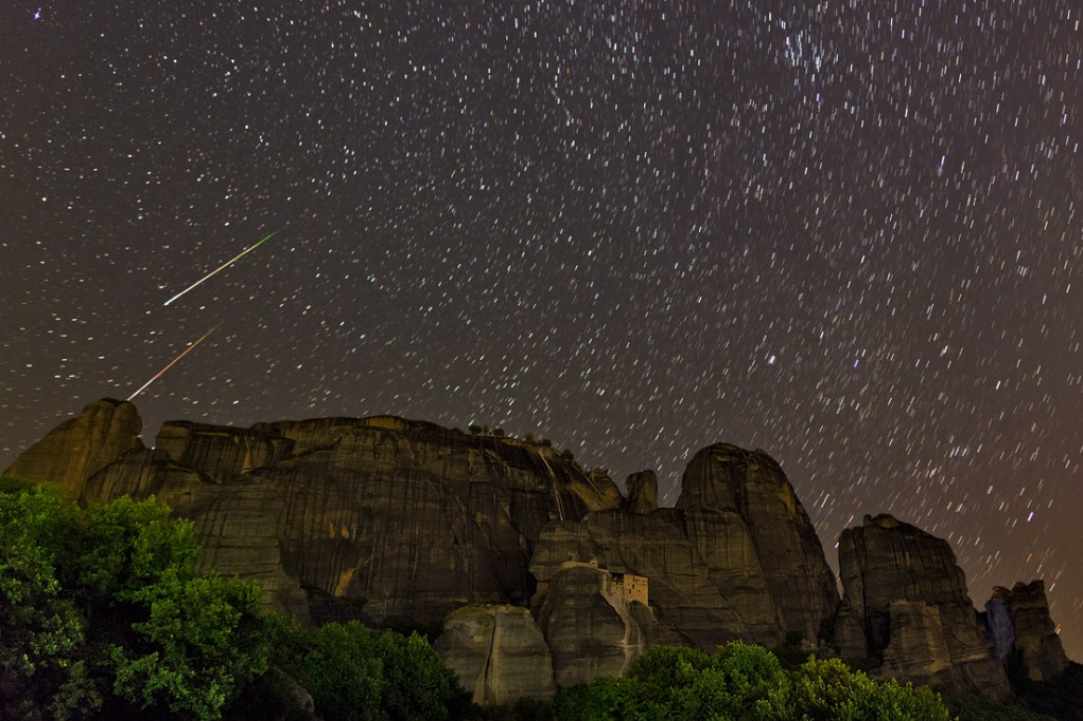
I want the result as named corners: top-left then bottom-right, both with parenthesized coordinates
top-left (163, 231), bottom-right (278, 306)
top-left (126, 324), bottom-right (220, 401)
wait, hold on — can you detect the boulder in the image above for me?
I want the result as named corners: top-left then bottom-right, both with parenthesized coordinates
top-left (4, 399), bottom-right (143, 497)
top-left (836, 514), bottom-right (1012, 700)
top-left (434, 605), bottom-right (555, 705)
top-left (986, 581), bottom-right (1069, 682)
top-left (536, 563), bottom-right (653, 687)
top-left (624, 471), bottom-right (658, 514)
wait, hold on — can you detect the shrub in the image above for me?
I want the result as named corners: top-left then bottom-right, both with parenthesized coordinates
top-left (274, 619), bottom-right (467, 721)
top-left (0, 489), bottom-right (270, 721)
top-left (552, 643), bottom-right (954, 721)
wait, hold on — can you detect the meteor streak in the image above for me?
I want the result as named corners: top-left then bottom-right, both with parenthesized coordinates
top-left (163, 231), bottom-right (278, 306)
top-left (126, 324), bottom-right (220, 401)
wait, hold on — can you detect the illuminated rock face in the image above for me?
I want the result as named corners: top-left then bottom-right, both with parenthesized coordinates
top-left (11, 398), bottom-right (1072, 705)
top-left (16, 401), bottom-right (609, 627)
top-left (434, 605), bottom-right (555, 705)
top-left (835, 514), bottom-right (1013, 701)
top-left (678, 444), bottom-right (841, 646)
top-left (3, 398), bottom-right (143, 498)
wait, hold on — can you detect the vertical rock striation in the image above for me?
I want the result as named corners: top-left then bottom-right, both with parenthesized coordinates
top-left (434, 605), bottom-right (555, 705)
top-left (835, 514), bottom-right (1012, 700)
top-left (535, 563), bottom-right (653, 687)
top-left (677, 444), bottom-right (839, 645)
top-left (986, 581), bottom-right (1069, 682)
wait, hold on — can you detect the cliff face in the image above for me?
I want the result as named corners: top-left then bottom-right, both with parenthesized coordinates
top-left (7, 399), bottom-right (1073, 706)
top-left (24, 403), bottom-right (616, 628)
top-left (835, 514), bottom-right (1013, 700)
top-left (678, 444), bottom-right (840, 645)
top-left (4, 399), bottom-right (143, 498)
top-left (986, 581), bottom-right (1070, 683)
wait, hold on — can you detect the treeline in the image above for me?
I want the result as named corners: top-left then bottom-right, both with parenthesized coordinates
top-left (0, 480), bottom-right (1060, 721)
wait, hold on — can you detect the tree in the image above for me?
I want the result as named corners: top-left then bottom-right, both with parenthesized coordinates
top-left (551, 644), bottom-right (954, 721)
top-left (0, 489), bottom-right (271, 721)
top-left (0, 489), bottom-right (93, 721)
top-left (273, 619), bottom-right (467, 721)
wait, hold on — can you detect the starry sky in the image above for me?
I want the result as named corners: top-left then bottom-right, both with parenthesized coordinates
top-left (2, 1), bottom-right (1082, 657)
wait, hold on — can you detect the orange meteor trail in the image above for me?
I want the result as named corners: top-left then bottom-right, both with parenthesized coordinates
top-left (126, 324), bottom-right (220, 401)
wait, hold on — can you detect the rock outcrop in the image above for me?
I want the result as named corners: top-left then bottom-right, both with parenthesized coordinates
top-left (677, 444), bottom-right (839, 645)
top-left (8, 399), bottom-right (1075, 707)
top-left (434, 605), bottom-right (555, 705)
top-left (986, 581), bottom-right (1069, 682)
top-left (11, 405), bottom-right (611, 628)
top-left (535, 563), bottom-right (653, 687)
top-left (4, 399), bottom-right (143, 497)
top-left (835, 514), bottom-right (1012, 700)
top-left (624, 471), bottom-right (658, 514)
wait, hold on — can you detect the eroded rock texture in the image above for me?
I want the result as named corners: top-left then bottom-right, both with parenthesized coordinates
top-left (677, 444), bottom-right (839, 645)
top-left (434, 605), bottom-right (555, 705)
top-left (536, 563), bottom-right (653, 687)
top-left (836, 514), bottom-right (1012, 700)
top-left (530, 444), bottom-right (838, 651)
top-left (987, 581), bottom-right (1069, 682)
top-left (4, 398), bottom-right (143, 497)
top-left (26, 406), bottom-right (618, 628)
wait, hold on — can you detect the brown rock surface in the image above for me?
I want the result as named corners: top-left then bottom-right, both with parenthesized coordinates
top-left (624, 471), bottom-right (658, 514)
top-left (434, 605), bottom-right (555, 705)
top-left (987, 581), bottom-right (1069, 682)
top-left (530, 508), bottom-right (782, 649)
top-left (836, 513), bottom-right (1012, 700)
top-left (62, 407), bottom-right (604, 627)
top-left (4, 399), bottom-right (143, 497)
top-left (536, 563), bottom-right (652, 687)
top-left (677, 444), bottom-right (838, 644)
top-left (879, 601), bottom-right (955, 688)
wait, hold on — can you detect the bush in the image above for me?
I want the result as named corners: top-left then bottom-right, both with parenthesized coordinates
top-left (0, 489), bottom-right (271, 721)
top-left (551, 643), bottom-right (954, 721)
top-left (273, 618), bottom-right (468, 721)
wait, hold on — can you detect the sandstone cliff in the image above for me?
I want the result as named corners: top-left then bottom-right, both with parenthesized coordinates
top-left (4, 398), bottom-right (143, 498)
top-left (835, 514), bottom-right (1013, 700)
top-left (434, 605), bottom-right (555, 705)
top-left (986, 581), bottom-right (1070, 683)
top-left (6, 399), bottom-right (1073, 707)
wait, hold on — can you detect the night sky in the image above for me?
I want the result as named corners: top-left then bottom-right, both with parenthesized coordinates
top-left (3, 1), bottom-right (1082, 657)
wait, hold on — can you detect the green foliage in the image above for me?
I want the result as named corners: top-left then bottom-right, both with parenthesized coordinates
top-left (111, 572), bottom-right (270, 721)
top-left (0, 474), bottom-right (36, 493)
top-left (0, 488), bottom-right (94, 720)
top-left (273, 618), bottom-right (467, 721)
top-left (552, 643), bottom-right (954, 721)
top-left (0, 488), bottom-right (270, 721)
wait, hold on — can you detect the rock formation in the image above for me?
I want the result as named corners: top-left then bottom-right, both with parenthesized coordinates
top-left (4, 398), bottom-right (143, 497)
top-left (986, 581), bottom-right (1069, 682)
top-left (434, 605), bottom-right (555, 705)
top-left (14, 405), bottom-right (622, 627)
top-left (623, 471), bottom-right (658, 514)
top-left (7, 399), bottom-right (1074, 707)
top-left (835, 514), bottom-right (1012, 700)
top-left (677, 444), bottom-right (839, 645)
top-left (535, 563), bottom-right (653, 687)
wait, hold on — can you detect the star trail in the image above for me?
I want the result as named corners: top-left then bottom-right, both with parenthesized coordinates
top-left (2, 1), bottom-right (1082, 655)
